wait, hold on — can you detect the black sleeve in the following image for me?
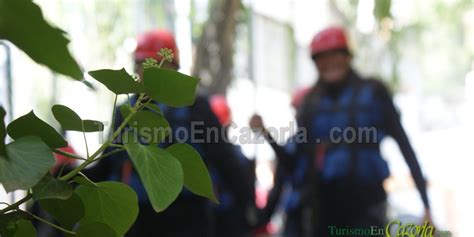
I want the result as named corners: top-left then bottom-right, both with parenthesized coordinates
top-left (264, 130), bottom-right (302, 173)
top-left (374, 81), bottom-right (430, 209)
top-left (192, 96), bottom-right (255, 207)
top-left (255, 160), bottom-right (287, 227)
top-left (251, 130), bottom-right (300, 226)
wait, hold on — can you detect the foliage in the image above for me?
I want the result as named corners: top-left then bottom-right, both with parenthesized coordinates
top-left (0, 0), bottom-right (82, 80)
top-left (0, 0), bottom-right (216, 235)
top-left (333, 0), bottom-right (473, 93)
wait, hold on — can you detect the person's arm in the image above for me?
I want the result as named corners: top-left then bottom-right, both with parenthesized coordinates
top-left (249, 115), bottom-right (296, 170)
top-left (193, 97), bottom-right (255, 207)
top-left (254, 160), bottom-right (287, 227)
top-left (248, 115), bottom-right (301, 227)
top-left (375, 81), bottom-right (431, 211)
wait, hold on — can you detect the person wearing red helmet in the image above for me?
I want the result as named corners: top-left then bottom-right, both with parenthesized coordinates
top-left (135, 29), bottom-right (180, 68)
top-left (209, 95), bottom-right (232, 126)
top-left (87, 29), bottom-right (256, 237)
top-left (208, 94), bottom-right (262, 237)
top-left (250, 26), bottom-right (432, 236)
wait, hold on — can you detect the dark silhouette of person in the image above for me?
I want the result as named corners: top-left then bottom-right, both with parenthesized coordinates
top-left (250, 26), bottom-right (432, 237)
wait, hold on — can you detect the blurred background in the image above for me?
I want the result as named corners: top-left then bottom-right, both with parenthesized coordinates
top-left (0, 0), bottom-right (473, 236)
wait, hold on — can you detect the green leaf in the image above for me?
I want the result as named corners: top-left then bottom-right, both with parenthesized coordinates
top-left (143, 102), bottom-right (163, 116)
top-left (0, 0), bottom-right (82, 80)
top-left (52, 105), bottom-right (104, 132)
top-left (73, 173), bottom-right (98, 187)
top-left (143, 68), bottom-right (199, 107)
top-left (0, 136), bottom-right (55, 192)
top-left (75, 222), bottom-right (116, 237)
top-left (7, 111), bottom-right (67, 148)
top-left (75, 181), bottom-right (138, 236)
top-left (88, 68), bottom-right (146, 94)
top-left (39, 192), bottom-right (84, 229)
top-left (32, 174), bottom-right (73, 200)
top-left (11, 219), bottom-right (36, 237)
top-left (120, 105), bottom-right (170, 144)
top-left (124, 136), bottom-right (183, 212)
top-left (166, 143), bottom-right (218, 203)
top-left (0, 107), bottom-right (7, 157)
top-left (0, 212), bottom-right (31, 237)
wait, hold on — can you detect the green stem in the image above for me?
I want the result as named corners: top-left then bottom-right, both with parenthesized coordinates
top-left (110, 94), bottom-right (118, 134)
top-left (59, 93), bottom-right (145, 182)
top-left (0, 193), bottom-right (32, 214)
top-left (81, 121), bottom-right (90, 158)
top-left (24, 210), bottom-right (76, 235)
top-left (56, 163), bottom-right (67, 178)
top-left (52, 148), bottom-right (86, 160)
top-left (157, 57), bottom-right (166, 68)
top-left (71, 172), bottom-right (98, 187)
top-left (1, 93), bottom-right (147, 216)
top-left (94, 147), bottom-right (126, 163)
top-left (109, 143), bottom-right (124, 148)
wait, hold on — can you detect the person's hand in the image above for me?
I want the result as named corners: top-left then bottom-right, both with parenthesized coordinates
top-left (249, 114), bottom-right (265, 132)
top-left (422, 208), bottom-right (435, 228)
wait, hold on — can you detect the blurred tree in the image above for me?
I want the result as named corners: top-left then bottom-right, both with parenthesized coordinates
top-left (331, 0), bottom-right (473, 96)
top-left (373, 0), bottom-right (392, 21)
top-left (192, 0), bottom-right (242, 95)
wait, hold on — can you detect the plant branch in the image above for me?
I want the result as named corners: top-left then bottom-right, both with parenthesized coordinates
top-left (0, 193), bottom-right (32, 214)
top-left (109, 143), bottom-right (124, 148)
top-left (22, 210), bottom-right (76, 235)
top-left (157, 57), bottom-right (166, 68)
top-left (1, 91), bottom-right (147, 217)
top-left (59, 93), bottom-right (145, 182)
top-left (52, 148), bottom-right (86, 160)
top-left (110, 94), bottom-right (118, 133)
top-left (81, 121), bottom-right (90, 158)
top-left (73, 172), bottom-right (98, 186)
top-left (56, 163), bottom-right (67, 178)
top-left (94, 147), bottom-right (126, 163)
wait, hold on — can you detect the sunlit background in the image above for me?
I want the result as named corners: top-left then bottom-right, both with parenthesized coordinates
top-left (0, 0), bottom-right (473, 236)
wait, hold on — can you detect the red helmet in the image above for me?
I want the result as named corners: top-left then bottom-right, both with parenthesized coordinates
top-left (135, 29), bottom-right (179, 67)
top-left (210, 95), bottom-right (231, 126)
top-left (310, 26), bottom-right (349, 57)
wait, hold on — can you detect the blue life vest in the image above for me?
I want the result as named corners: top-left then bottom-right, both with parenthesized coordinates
top-left (310, 80), bottom-right (390, 183)
top-left (283, 78), bottom-right (391, 211)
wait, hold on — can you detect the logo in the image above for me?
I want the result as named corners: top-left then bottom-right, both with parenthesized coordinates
top-left (328, 220), bottom-right (451, 237)
top-left (386, 220), bottom-right (434, 237)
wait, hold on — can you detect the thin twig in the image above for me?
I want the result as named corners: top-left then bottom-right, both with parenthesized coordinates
top-left (59, 97), bottom-right (143, 182)
top-left (81, 121), bottom-right (90, 158)
top-left (94, 147), bottom-right (126, 163)
top-left (56, 163), bottom-right (67, 178)
top-left (52, 149), bottom-right (86, 160)
top-left (157, 57), bottom-right (166, 68)
top-left (111, 94), bottom-right (118, 133)
top-left (0, 193), bottom-right (32, 214)
top-left (22, 210), bottom-right (76, 235)
top-left (109, 143), bottom-right (124, 148)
